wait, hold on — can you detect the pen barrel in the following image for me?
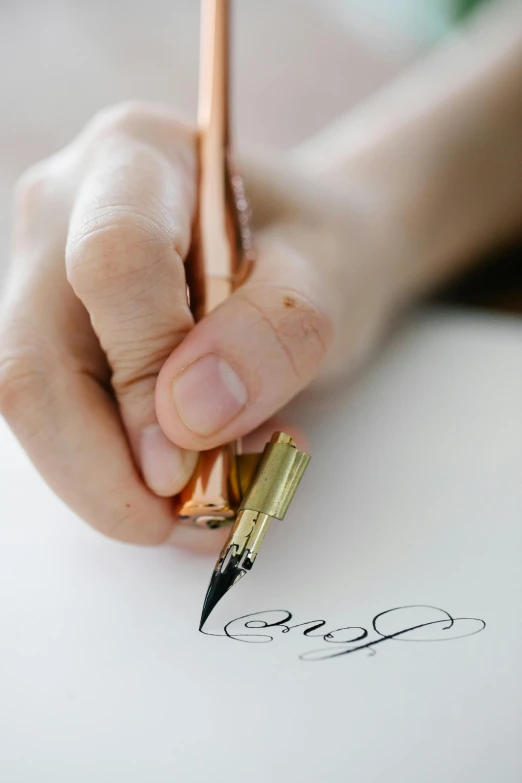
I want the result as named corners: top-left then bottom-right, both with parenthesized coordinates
top-left (177, 0), bottom-right (247, 528)
top-left (189, 0), bottom-right (237, 322)
top-left (239, 433), bottom-right (311, 520)
top-left (179, 0), bottom-right (258, 528)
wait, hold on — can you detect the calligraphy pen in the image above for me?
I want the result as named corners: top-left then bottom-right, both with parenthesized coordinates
top-left (176, 0), bottom-right (311, 630)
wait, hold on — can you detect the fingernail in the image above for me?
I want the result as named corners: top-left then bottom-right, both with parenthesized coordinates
top-left (172, 354), bottom-right (248, 436)
top-left (140, 424), bottom-right (197, 496)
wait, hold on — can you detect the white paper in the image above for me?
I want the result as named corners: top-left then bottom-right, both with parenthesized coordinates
top-left (1, 308), bottom-right (521, 783)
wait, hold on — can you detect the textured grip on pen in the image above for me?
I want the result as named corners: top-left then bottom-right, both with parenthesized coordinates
top-left (239, 432), bottom-right (311, 520)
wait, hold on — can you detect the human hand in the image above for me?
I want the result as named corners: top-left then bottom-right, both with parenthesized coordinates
top-left (0, 103), bottom-right (396, 547)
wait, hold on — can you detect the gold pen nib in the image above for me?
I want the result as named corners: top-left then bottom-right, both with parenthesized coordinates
top-left (199, 432), bottom-right (310, 628)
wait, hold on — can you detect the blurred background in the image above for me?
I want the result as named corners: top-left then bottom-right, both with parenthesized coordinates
top-left (0, 0), bottom-right (482, 282)
top-left (4, 0), bottom-right (518, 311)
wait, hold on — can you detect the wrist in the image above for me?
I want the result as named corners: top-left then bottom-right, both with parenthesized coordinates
top-left (293, 1), bottom-right (522, 307)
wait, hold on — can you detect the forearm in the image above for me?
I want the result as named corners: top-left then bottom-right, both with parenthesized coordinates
top-left (294, 0), bottom-right (522, 305)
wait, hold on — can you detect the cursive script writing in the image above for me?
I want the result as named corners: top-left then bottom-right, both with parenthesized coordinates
top-left (200, 605), bottom-right (486, 661)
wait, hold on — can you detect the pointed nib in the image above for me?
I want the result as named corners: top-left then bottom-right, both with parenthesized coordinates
top-left (199, 571), bottom-right (228, 629)
top-left (199, 565), bottom-right (246, 630)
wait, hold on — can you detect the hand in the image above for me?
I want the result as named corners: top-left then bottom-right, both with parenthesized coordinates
top-left (0, 103), bottom-right (396, 547)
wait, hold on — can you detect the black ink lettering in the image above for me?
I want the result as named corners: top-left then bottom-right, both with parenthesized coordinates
top-left (224, 610), bottom-right (294, 643)
top-left (199, 604), bottom-right (486, 663)
top-left (299, 606), bottom-right (486, 662)
top-left (323, 627), bottom-right (368, 644)
top-left (285, 620), bottom-right (327, 637)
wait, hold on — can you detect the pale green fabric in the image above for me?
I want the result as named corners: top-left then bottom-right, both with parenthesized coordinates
top-left (338, 0), bottom-right (489, 43)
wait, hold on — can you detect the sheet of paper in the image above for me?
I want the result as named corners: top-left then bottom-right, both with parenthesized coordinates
top-left (1, 308), bottom-right (521, 783)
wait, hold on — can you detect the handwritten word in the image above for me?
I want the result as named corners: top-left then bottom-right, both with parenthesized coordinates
top-left (201, 605), bottom-right (486, 662)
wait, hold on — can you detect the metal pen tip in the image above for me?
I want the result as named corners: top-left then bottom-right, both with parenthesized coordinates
top-left (199, 573), bottom-right (223, 630)
top-left (199, 557), bottom-right (247, 630)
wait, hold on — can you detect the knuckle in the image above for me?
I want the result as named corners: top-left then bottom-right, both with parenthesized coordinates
top-left (240, 285), bottom-right (332, 380)
top-left (88, 101), bottom-right (152, 138)
top-left (111, 326), bottom-right (189, 390)
top-left (66, 211), bottom-right (179, 299)
top-left (274, 289), bottom-right (332, 369)
top-left (82, 102), bottom-right (195, 163)
top-left (86, 101), bottom-right (190, 144)
top-left (106, 322), bottom-right (191, 432)
top-left (13, 165), bottom-right (53, 215)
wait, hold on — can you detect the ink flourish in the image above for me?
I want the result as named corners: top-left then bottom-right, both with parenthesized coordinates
top-left (200, 605), bottom-right (486, 661)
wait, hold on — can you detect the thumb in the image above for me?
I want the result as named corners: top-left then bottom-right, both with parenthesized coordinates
top-left (155, 234), bottom-right (333, 450)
